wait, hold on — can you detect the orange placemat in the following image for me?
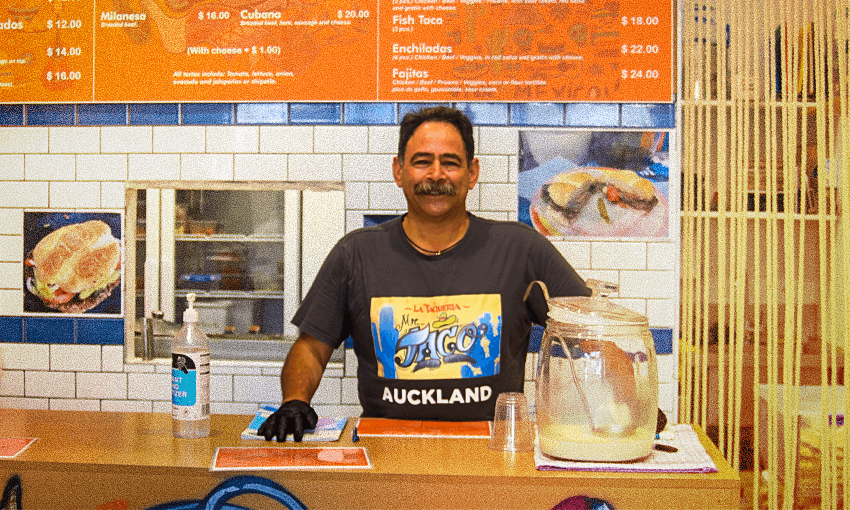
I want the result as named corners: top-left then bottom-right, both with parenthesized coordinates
top-left (0, 438), bottom-right (37, 458)
top-left (355, 418), bottom-right (491, 438)
top-left (212, 447), bottom-right (370, 471)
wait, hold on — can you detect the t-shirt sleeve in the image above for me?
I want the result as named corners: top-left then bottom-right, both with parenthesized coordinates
top-left (290, 241), bottom-right (350, 349)
top-left (525, 231), bottom-right (590, 325)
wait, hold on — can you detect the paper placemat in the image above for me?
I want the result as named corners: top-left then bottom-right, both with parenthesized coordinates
top-left (0, 437), bottom-right (37, 459)
top-left (355, 418), bottom-right (491, 438)
top-left (535, 424), bottom-right (718, 473)
top-left (212, 446), bottom-right (371, 471)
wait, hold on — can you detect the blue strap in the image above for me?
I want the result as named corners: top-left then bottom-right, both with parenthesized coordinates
top-left (145, 475), bottom-right (308, 510)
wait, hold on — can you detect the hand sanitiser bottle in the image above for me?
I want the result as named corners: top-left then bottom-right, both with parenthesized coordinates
top-left (172, 293), bottom-right (211, 438)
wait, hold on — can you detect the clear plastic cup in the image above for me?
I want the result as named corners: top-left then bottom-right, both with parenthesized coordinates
top-left (488, 392), bottom-right (534, 452)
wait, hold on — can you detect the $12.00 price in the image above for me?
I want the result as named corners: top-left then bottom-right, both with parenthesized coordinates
top-left (47, 19), bottom-right (83, 29)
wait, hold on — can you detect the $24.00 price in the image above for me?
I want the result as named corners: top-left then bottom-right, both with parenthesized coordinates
top-left (621, 69), bottom-right (660, 79)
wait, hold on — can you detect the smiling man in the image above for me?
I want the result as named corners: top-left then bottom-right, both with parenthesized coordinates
top-left (259, 106), bottom-right (589, 442)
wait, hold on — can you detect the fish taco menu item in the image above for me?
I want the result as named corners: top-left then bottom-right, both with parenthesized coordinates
top-left (25, 220), bottom-right (121, 313)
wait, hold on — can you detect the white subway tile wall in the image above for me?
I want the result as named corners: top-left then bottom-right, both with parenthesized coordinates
top-left (0, 123), bottom-right (679, 421)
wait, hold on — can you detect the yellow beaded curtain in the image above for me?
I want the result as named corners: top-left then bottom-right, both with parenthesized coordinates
top-left (679, 0), bottom-right (848, 508)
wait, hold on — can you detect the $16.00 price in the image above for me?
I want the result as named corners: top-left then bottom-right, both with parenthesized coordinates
top-left (46, 70), bottom-right (82, 81)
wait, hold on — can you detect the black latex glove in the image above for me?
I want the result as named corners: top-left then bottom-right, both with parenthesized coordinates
top-left (257, 400), bottom-right (319, 442)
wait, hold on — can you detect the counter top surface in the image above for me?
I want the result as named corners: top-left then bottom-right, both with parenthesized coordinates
top-left (0, 409), bottom-right (741, 510)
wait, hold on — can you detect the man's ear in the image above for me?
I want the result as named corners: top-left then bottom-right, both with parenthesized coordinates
top-left (392, 156), bottom-right (403, 187)
top-left (468, 158), bottom-right (480, 190)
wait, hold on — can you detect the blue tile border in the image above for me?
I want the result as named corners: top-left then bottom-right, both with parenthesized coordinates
top-left (26, 104), bottom-right (75, 126)
top-left (182, 103), bottom-right (234, 125)
top-left (565, 103), bottom-right (620, 127)
top-left (25, 317), bottom-right (75, 344)
top-left (78, 104), bottom-right (128, 125)
top-left (510, 103), bottom-right (565, 126)
top-left (0, 103), bottom-right (676, 128)
top-left (344, 103), bottom-right (396, 125)
top-left (0, 105), bottom-right (24, 126)
top-left (621, 103), bottom-right (676, 128)
top-left (290, 103), bottom-right (343, 124)
top-left (130, 104), bottom-right (180, 125)
top-left (0, 317), bottom-right (24, 343)
top-left (0, 316), bottom-right (125, 345)
top-left (236, 103), bottom-right (288, 124)
top-left (77, 318), bottom-right (125, 345)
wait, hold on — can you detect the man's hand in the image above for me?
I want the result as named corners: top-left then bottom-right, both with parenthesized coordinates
top-left (257, 400), bottom-right (319, 442)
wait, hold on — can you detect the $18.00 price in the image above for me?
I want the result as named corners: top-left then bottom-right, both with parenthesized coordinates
top-left (620, 16), bottom-right (660, 26)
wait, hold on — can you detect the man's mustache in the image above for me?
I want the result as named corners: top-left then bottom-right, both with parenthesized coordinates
top-left (414, 181), bottom-right (457, 196)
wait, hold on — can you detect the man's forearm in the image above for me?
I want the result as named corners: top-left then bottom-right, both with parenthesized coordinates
top-left (280, 334), bottom-right (334, 403)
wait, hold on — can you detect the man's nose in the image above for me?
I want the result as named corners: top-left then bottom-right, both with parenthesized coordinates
top-left (425, 161), bottom-right (447, 180)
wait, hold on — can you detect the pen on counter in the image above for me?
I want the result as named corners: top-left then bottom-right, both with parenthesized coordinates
top-left (351, 425), bottom-right (359, 443)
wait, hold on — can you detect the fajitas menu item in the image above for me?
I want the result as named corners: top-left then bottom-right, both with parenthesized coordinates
top-left (25, 220), bottom-right (121, 313)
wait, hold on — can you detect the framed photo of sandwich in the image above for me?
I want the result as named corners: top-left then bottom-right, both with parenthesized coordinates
top-left (23, 211), bottom-right (123, 317)
top-left (518, 130), bottom-right (674, 239)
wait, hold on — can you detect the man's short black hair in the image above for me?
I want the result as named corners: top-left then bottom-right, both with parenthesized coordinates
top-left (397, 106), bottom-right (475, 166)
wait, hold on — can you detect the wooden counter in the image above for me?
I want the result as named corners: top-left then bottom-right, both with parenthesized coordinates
top-left (0, 409), bottom-right (739, 510)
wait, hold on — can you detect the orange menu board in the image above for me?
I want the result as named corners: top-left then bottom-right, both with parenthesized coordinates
top-left (0, 0), bottom-right (671, 102)
top-left (1, 0), bottom-right (94, 102)
top-left (380, 0), bottom-right (673, 102)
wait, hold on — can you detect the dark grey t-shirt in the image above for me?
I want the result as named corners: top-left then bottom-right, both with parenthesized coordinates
top-left (292, 214), bottom-right (589, 421)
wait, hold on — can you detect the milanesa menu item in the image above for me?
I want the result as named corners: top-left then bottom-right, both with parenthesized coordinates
top-left (25, 220), bottom-right (121, 313)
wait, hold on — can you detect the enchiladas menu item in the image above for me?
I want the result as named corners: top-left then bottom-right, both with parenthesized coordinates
top-left (0, 0), bottom-right (671, 101)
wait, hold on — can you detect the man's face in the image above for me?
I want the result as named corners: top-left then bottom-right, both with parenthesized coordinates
top-left (393, 121), bottom-right (479, 221)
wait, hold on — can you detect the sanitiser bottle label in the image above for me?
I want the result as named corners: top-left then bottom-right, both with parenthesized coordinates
top-left (172, 351), bottom-right (210, 420)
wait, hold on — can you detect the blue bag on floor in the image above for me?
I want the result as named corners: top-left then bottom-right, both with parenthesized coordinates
top-left (145, 475), bottom-right (308, 510)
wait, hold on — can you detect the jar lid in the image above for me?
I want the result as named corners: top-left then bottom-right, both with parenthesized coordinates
top-left (547, 280), bottom-right (649, 326)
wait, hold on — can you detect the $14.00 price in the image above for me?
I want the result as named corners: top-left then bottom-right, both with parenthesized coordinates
top-left (47, 47), bottom-right (82, 57)
top-left (46, 70), bottom-right (82, 81)
top-left (621, 69), bottom-right (660, 79)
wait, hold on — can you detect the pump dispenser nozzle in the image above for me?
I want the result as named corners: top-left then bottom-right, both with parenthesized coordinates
top-left (183, 293), bottom-right (198, 323)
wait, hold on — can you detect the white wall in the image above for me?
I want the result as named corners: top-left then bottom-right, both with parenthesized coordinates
top-left (0, 124), bottom-right (679, 420)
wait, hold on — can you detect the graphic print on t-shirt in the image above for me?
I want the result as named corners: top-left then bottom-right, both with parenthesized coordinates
top-left (371, 294), bottom-right (502, 380)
